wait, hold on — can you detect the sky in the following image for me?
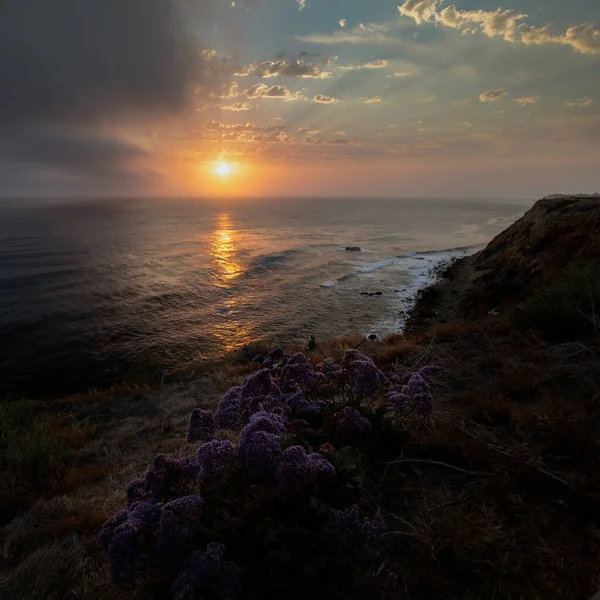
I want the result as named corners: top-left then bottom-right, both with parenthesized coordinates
top-left (1, 0), bottom-right (599, 199)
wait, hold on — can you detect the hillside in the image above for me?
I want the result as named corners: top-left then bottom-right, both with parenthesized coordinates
top-left (407, 195), bottom-right (600, 330)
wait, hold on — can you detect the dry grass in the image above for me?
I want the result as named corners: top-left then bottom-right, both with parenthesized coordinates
top-left (3, 321), bottom-right (600, 598)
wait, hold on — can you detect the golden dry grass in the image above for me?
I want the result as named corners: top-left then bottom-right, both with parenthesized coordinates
top-left (2, 320), bottom-right (600, 598)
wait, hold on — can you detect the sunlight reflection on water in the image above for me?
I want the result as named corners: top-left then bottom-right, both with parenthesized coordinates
top-left (209, 213), bottom-right (253, 351)
top-left (210, 213), bottom-right (243, 287)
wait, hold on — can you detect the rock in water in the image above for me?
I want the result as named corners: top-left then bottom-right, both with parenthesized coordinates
top-left (345, 247), bottom-right (361, 252)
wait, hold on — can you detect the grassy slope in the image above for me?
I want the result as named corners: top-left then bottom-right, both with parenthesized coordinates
top-left (1, 326), bottom-right (600, 599)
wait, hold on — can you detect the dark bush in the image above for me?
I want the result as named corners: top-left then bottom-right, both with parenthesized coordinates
top-left (514, 263), bottom-right (600, 341)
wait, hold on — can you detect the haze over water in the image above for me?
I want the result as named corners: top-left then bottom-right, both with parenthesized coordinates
top-left (0, 197), bottom-right (530, 397)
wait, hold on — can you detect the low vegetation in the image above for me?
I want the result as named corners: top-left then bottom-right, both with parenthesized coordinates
top-left (514, 262), bottom-right (600, 341)
top-left (2, 311), bottom-right (600, 598)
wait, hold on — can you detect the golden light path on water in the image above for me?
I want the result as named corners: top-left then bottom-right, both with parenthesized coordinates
top-left (209, 213), bottom-right (253, 352)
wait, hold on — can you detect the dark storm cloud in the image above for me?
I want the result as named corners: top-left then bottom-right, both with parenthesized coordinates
top-left (0, 0), bottom-right (205, 192)
top-left (0, 0), bottom-right (201, 125)
top-left (0, 126), bottom-right (145, 172)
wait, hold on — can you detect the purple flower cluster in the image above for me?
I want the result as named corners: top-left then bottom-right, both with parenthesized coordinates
top-left (99, 501), bottom-right (162, 587)
top-left (157, 495), bottom-right (204, 567)
top-left (239, 411), bottom-right (286, 452)
top-left (215, 386), bottom-right (243, 430)
top-left (280, 353), bottom-right (326, 392)
top-left (316, 357), bottom-right (342, 379)
top-left (186, 409), bottom-right (216, 443)
top-left (126, 478), bottom-right (150, 507)
top-left (337, 407), bottom-right (371, 436)
top-left (197, 439), bottom-right (239, 488)
top-left (144, 454), bottom-right (200, 502)
top-left (171, 542), bottom-right (241, 600)
top-left (244, 431), bottom-right (283, 479)
top-left (261, 346), bottom-right (285, 370)
top-left (275, 445), bottom-right (335, 493)
top-left (325, 505), bottom-right (386, 566)
top-left (240, 368), bottom-right (278, 401)
top-left (341, 350), bottom-right (388, 397)
top-left (387, 366), bottom-right (440, 416)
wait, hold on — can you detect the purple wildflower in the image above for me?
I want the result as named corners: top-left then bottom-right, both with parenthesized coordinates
top-left (338, 407), bottom-right (371, 435)
top-left (262, 347), bottom-right (284, 369)
top-left (171, 542), bottom-right (241, 600)
top-left (316, 357), bottom-right (342, 379)
top-left (186, 409), bottom-right (216, 443)
top-left (244, 431), bottom-right (283, 479)
top-left (101, 501), bottom-right (162, 587)
top-left (99, 508), bottom-right (129, 551)
top-left (275, 445), bottom-right (336, 494)
top-left (308, 452), bottom-right (336, 479)
top-left (280, 353), bottom-right (326, 391)
top-left (299, 401), bottom-right (326, 423)
top-left (239, 411), bottom-right (286, 453)
top-left (325, 505), bottom-right (386, 566)
top-left (341, 351), bottom-right (387, 396)
top-left (144, 455), bottom-right (200, 503)
top-left (419, 365), bottom-right (443, 378)
top-left (215, 386), bottom-right (243, 430)
top-left (387, 367), bottom-right (438, 416)
top-left (241, 369), bottom-right (278, 400)
top-left (285, 391), bottom-right (310, 414)
top-left (126, 478), bottom-right (149, 507)
top-left (197, 439), bottom-right (238, 488)
top-left (157, 495), bottom-right (204, 567)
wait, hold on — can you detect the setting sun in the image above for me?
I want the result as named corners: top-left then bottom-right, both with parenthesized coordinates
top-left (214, 161), bottom-right (234, 178)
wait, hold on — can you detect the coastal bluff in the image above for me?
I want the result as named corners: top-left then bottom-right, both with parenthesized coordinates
top-left (408, 194), bottom-right (600, 328)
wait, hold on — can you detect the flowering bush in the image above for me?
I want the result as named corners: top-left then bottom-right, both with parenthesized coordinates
top-left (100, 349), bottom-right (439, 597)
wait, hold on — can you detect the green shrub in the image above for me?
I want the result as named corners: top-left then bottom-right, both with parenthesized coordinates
top-left (514, 263), bottom-right (600, 341)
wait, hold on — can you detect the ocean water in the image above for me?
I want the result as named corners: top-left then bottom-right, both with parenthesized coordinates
top-left (0, 197), bottom-right (531, 397)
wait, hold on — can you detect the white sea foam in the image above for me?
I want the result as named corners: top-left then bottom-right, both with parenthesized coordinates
top-left (357, 257), bottom-right (396, 273)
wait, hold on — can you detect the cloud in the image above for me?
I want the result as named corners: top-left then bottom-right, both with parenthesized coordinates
top-left (0, 0), bottom-right (206, 192)
top-left (565, 97), bottom-right (594, 107)
top-left (362, 96), bottom-right (383, 104)
top-left (234, 60), bottom-right (331, 78)
top-left (397, 1), bottom-right (600, 55)
top-left (243, 84), bottom-right (306, 101)
top-left (479, 89), bottom-right (508, 102)
top-left (213, 82), bottom-right (241, 99)
top-left (217, 102), bottom-right (257, 111)
top-left (297, 24), bottom-right (403, 46)
top-left (195, 120), bottom-right (292, 143)
top-left (0, 0), bottom-right (201, 126)
top-left (338, 60), bottom-right (388, 71)
top-left (314, 95), bottom-right (342, 104)
top-left (390, 71), bottom-right (413, 78)
top-left (202, 121), bottom-right (286, 133)
top-left (513, 95), bottom-right (541, 106)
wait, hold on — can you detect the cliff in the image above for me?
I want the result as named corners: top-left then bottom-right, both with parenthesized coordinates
top-left (407, 194), bottom-right (600, 329)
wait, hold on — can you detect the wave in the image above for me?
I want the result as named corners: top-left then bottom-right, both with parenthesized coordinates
top-left (242, 248), bottom-right (303, 279)
top-left (320, 245), bottom-right (478, 289)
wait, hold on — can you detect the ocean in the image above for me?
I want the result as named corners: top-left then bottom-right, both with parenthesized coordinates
top-left (0, 197), bottom-right (531, 397)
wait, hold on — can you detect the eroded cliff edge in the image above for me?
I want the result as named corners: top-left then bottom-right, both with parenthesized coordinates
top-left (407, 194), bottom-right (600, 331)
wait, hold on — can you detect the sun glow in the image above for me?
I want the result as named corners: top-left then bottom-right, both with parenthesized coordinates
top-left (213, 161), bottom-right (234, 178)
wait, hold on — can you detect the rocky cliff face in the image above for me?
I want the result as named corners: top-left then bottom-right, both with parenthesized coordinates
top-left (406, 195), bottom-right (600, 330)
top-left (459, 195), bottom-right (600, 315)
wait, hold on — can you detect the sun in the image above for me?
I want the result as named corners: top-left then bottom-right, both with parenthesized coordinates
top-left (214, 161), bottom-right (234, 178)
